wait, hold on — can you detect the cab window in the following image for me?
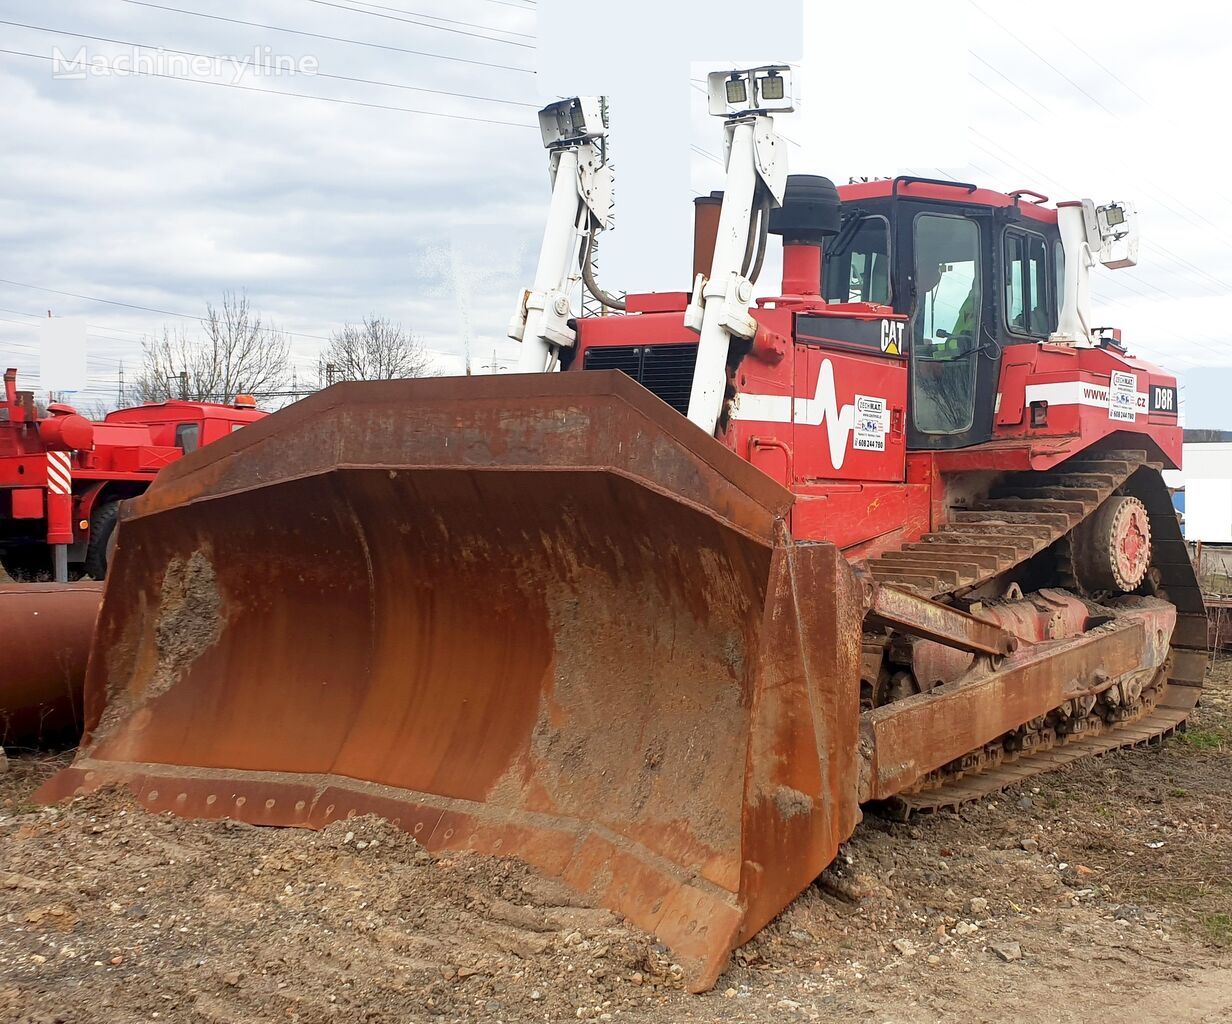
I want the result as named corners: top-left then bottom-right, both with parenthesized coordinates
top-left (1005, 230), bottom-right (1052, 336)
top-left (911, 214), bottom-right (981, 435)
top-left (823, 215), bottom-right (891, 305)
top-left (175, 422), bottom-right (200, 454)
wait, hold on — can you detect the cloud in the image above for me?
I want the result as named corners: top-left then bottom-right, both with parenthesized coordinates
top-left (1, 0), bottom-right (1231, 429)
top-left (0, 0), bottom-right (543, 399)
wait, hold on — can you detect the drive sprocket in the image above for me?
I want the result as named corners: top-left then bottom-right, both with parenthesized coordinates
top-left (1073, 494), bottom-right (1152, 593)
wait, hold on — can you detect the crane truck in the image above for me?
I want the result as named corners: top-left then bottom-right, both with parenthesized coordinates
top-left (0, 368), bottom-right (266, 582)
top-left (0, 371), bottom-right (265, 746)
top-left (41, 68), bottom-right (1200, 992)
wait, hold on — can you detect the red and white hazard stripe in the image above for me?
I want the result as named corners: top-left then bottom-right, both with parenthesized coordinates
top-left (46, 451), bottom-right (72, 495)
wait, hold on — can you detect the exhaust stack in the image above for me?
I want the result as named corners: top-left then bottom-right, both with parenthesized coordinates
top-left (692, 192), bottom-right (722, 283)
top-left (769, 174), bottom-right (841, 297)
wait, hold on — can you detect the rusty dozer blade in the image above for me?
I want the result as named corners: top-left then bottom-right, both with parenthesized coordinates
top-left (0, 581), bottom-right (102, 748)
top-left (39, 372), bottom-right (865, 990)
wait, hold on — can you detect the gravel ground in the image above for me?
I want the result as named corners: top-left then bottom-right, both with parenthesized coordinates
top-left (2, 660), bottom-right (1230, 1023)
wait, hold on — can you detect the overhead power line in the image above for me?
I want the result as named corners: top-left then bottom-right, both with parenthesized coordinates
top-left (968, 3), bottom-right (1224, 231)
top-left (969, 1), bottom-right (1116, 116)
top-left (970, 112), bottom-right (1232, 290)
top-left (114, 0), bottom-right (536, 74)
top-left (0, 48), bottom-right (536, 129)
top-left (0, 276), bottom-right (335, 344)
top-left (951, 145), bottom-right (1231, 366)
top-left (0, 19), bottom-right (537, 108)
top-left (0, 305), bottom-right (162, 340)
top-left (969, 57), bottom-right (1214, 234)
top-left (297, 0), bottom-right (535, 42)
top-left (347, 0), bottom-right (534, 16)
top-left (967, 69), bottom-right (1043, 126)
top-left (973, 91), bottom-right (1228, 250)
top-left (1052, 25), bottom-right (1148, 105)
top-left (1148, 240), bottom-right (1232, 294)
top-left (968, 53), bottom-right (1046, 118)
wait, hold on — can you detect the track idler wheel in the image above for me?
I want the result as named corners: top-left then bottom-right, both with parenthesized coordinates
top-left (1074, 495), bottom-right (1152, 593)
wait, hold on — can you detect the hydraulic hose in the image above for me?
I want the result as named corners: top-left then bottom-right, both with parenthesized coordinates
top-left (748, 192), bottom-right (771, 285)
top-left (580, 227), bottom-right (627, 311)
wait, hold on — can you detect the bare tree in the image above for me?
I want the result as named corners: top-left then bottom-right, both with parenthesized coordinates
top-left (80, 399), bottom-right (116, 421)
top-left (319, 316), bottom-right (433, 384)
top-left (133, 291), bottom-right (290, 404)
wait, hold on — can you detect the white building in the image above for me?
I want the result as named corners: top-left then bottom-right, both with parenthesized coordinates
top-left (1164, 443), bottom-right (1232, 543)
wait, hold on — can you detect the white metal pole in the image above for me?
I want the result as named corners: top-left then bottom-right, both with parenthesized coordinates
top-left (1055, 202), bottom-right (1094, 344)
top-left (685, 120), bottom-right (759, 434)
top-left (518, 148), bottom-right (583, 372)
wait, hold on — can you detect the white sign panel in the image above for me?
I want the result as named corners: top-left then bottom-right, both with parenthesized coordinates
top-left (1184, 478), bottom-right (1232, 543)
top-left (853, 394), bottom-right (888, 451)
top-left (1108, 371), bottom-right (1138, 422)
top-left (40, 317), bottom-right (88, 393)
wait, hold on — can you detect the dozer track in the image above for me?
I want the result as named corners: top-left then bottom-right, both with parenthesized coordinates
top-left (865, 450), bottom-right (1207, 818)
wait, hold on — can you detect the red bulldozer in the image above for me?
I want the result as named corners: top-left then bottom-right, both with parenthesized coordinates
top-left (41, 69), bottom-right (1203, 991)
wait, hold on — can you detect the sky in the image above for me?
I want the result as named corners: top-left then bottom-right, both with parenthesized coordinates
top-left (2, 0), bottom-right (1232, 425)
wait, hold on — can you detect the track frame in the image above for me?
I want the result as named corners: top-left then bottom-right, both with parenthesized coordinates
top-left (858, 450), bottom-right (1207, 816)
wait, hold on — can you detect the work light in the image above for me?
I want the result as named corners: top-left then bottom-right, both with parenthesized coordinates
top-left (706, 65), bottom-right (794, 116)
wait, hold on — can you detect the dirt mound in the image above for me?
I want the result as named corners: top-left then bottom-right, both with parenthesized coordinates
top-left (3, 661), bottom-right (1231, 1022)
top-left (0, 781), bottom-right (691, 1023)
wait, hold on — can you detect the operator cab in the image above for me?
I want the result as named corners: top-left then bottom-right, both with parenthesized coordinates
top-left (828, 177), bottom-right (1063, 451)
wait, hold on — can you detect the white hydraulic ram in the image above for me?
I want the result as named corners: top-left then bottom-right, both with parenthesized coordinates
top-left (511, 68), bottom-right (793, 436)
top-left (1052, 197), bottom-right (1139, 345)
top-left (683, 66), bottom-right (792, 435)
top-left (511, 96), bottom-right (616, 372)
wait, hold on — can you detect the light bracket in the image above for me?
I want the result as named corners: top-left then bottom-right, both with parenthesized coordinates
top-left (1095, 200), bottom-right (1138, 269)
top-left (538, 96), bottom-right (608, 148)
top-left (706, 65), bottom-right (794, 118)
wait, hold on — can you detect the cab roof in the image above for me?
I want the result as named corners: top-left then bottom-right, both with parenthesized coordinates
top-left (105, 401), bottom-right (267, 424)
top-left (838, 177), bottom-right (1059, 225)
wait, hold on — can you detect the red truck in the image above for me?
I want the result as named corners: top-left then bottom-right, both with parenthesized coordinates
top-left (0, 367), bottom-right (266, 581)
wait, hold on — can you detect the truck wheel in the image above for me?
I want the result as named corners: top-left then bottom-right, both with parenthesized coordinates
top-left (83, 500), bottom-right (121, 580)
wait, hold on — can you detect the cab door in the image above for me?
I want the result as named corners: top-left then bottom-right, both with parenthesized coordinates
top-left (889, 202), bottom-right (1001, 451)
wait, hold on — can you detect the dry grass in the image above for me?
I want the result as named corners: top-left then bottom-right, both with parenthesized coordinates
top-left (1201, 572), bottom-right (1232, 596)
top-left (1064, 654), bottom-right (1232, 947)
top-left (0, 749), bottom-right (73, 813)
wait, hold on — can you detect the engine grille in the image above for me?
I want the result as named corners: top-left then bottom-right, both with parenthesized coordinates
top-left (581, 343), bottom-right (698, 415)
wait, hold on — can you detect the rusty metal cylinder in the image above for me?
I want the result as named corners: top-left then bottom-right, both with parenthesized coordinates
top-left (909, 591), bottom-right (1092, 690)
top-left (692, 192), bottom-right (723, 282)
top-left (0, 582), bottom-right (102, 747)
